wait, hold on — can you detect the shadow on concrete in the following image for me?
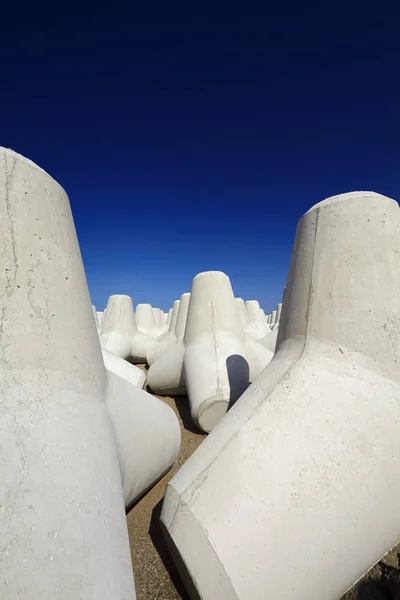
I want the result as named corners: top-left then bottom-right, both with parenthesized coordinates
top-left (149, 498), bottom-right (192, 600)
top-left (226, 354), bottom-right (250, 411)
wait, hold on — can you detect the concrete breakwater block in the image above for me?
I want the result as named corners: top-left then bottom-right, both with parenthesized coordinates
top-left (161, 191), bottom-right (400, 600)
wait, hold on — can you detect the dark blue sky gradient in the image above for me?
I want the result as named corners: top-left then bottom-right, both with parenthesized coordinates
top-left (1, 2), bottom-right (399, 310)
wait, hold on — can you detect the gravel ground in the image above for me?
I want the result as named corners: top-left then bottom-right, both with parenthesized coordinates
top-left (126, 370), bottom-right (400, 600)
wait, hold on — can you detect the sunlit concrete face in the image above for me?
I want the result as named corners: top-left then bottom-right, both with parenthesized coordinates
top-left (183, 271), bottom-right (249, 432)
top-left (161, 191), bottom-right (400, 600)
top-left (135, 303), bottom-right (166, 339)
top-left (148, 273), bottom-right (250, 432)
top-left (146, 293), bottom-right (190, 367)
top-left (99, 294), bottom-right (157, 363)
top-left (0, 148), bottom-right (136, 599)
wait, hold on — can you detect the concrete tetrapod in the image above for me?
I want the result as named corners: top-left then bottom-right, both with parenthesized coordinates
top-left (245, 300), bottom-right (270, 337)
top-left (107, 370), bottom-right (181, 508)
top-left (153, 307), bottom-right (168, 334)
top-left (100, 294), bottom-right (157, 363)
top-left (92, 304), bottom-right (100, 330)
top-left (147, 293), bottom-right (190, 366)
top-left (135, 303), bottom-right (165, 339)
top-left (169, 300), bottom-right (180, 333)
top-left (235, 297), bottom-right (265, 341)
top-left (0, 148), bottom-right (136, 599)
top-left (235, 298), bottom-right (273, 380)
top-left (259, 303), bottom-right (283, 353)
top-left (272, 302), bottom-right (282, 330)
top-left (102, 347), bottom-right (146, 389)
top-left (183, 271), bottom-right (249, 432)
top-left (161, 191), bottom-right (400, 600)
top-left (148, 273), bottom-right (251, 432)
top-left (166, 308), bottom-right (173, 327)
top-left (97, 310), bottom-right (104, 329)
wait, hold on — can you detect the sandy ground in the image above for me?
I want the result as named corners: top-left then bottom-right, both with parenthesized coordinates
top-left (126, 384), bottom-right (206, 600)
top-left (126, 370), bottom-right (400, 600)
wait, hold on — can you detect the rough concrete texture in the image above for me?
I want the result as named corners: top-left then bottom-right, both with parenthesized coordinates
top-left (0, 148), bottom-right (136, 599)
top-left (184, 271), bottom-right (249, 432)
top-left (100, 294), bottom-right (157, 363)
top-left (147, 294), bottom-right (190, 367)
top-left (160, 191), bottom-right (400, 600)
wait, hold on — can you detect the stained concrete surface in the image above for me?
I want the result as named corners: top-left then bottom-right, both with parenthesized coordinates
top-left (126, 367), bottom-right (400, 600)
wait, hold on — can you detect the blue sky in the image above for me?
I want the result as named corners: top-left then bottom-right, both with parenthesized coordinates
top-left (1, 2), bottom-right (399, 311)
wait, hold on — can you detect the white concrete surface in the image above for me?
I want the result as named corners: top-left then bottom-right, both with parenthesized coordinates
top-left (102, 347), bottom-right (146, 389)
top-left (166, 308), bottom-right (173, 327)
top-left (97, 310), bottom-right (104, 329)
top-left (0, 148), bottom-right (136, 599)
top-left (147, 293), bottom-right (190, 367)
top-left (136, 303), bottom-right (165, 339)
top-left (92, 304), bottom-right (100, 330)
top-left (184, 272), bottom-right (249, 432)
top-left (235, 298), bottom-right (273, 378)
top-left (100, 294), bottom-right (136, 359)
top-left (236, 298), bottom-right (264, 341)
top-left (107, 370), bottom-right (181, 508)
top-left (161, 190), bottom-right (400, 600)
top-left (99, 294), bottom-right (157, 363)
top-left (168, 300), bottom-right (180, 333)
top-left (270, 309), bottom-right (277, 327)
top-left (245, 300), bottom-right (270, 336)
top-left (259, 326), bottom-right (279, 353)
top-left (272, 302), bottom-right (282, 330)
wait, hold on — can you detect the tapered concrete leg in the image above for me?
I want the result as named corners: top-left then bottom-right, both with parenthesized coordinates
top-left (245, 300), bottom-right (270, 336)
top-left (161, 191), bottom-right (400, 600)
top-left (0, 148), bottom-right (136, 599)
top-left (136, 303), bottom-right (165, 339)
top-left (270, 309), bottom-right (277, 327)
top-left (235, 298), bottom-right (264, 341)
top-left (244, 337), bottom-right (273, 381)
top-left (153, 307), bottom-right (168, 333)
top-left (147, 293), bottom-right (190, 366)
top-left (272, 303), bottom-right (282, 330)
top-left (235, 298), bottom-right (273, 379)
top-left (169, 300), bottom-right (180, 333)
top-left (147, 340), bottom-right (186, 395)
top-left (166, 308), bottom-right (173, 327)
top-left (97, 310), bottom-right (104, 329)
top-left (100, 294), bottom-right (137, 358)
top-left (107, 371), bottom-right (180, 507)
top-left (184, 272), bottom-right (249, 432)
top-left (92, 304), bottom-right (100, 330)
top-left (259, 326), bottom-right (279, 352)
top-left (102, 348), bottom-right (146, 389)
top-left (100, 295), bottom-right (157, 363)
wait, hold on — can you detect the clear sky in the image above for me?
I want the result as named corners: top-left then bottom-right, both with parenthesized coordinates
top-left (1, 2), bottom-right (399, 312)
